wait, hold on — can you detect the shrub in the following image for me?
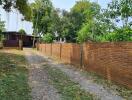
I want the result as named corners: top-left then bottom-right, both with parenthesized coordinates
top-left (77, 23), bottom-right (92, 43)
top-left (18, 29), bottom-right (26, 35)
top-left (96, 28), bottom-right (132, 42)
top-left (42, 33), bottom-right (54, 43)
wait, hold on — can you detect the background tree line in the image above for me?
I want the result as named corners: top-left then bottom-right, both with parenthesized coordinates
top-left (31, 0), bottom-right (132, 43)
top-left (0, 0), bottom-right (132, 43)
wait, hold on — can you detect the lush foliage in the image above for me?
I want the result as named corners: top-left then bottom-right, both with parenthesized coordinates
top-left (0, 51), bottom-right (31, 100)
top-left (96, 28), bottom-right (132, 42)
top-left (31, 0), bottom-right (53, 36)
top-left (0, 19), bottom-right (5, 41)
top-left (18, 29), bottom-right (26, 35)
top-left (31, 0), bottom-right (132, 43)
top-left (77, 0), bottom-right (132, 43)
top-left (42, 33), bottom-right (54, 43)
top-left (0, 0), bottom-right (32, 21)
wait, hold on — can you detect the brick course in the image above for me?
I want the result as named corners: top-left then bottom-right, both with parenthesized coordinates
top-left (38, 42), bottom-right (132, 88)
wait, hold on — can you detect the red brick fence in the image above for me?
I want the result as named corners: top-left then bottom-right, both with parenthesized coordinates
top-left (38, 42), bottom-right (132, 88)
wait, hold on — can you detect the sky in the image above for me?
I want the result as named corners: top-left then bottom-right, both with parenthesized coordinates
top-left (0, 0), bottom-right (111, 35)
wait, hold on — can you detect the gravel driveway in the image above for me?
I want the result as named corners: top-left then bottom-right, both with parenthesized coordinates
top-left (24, 48), bottom-right (61, 100)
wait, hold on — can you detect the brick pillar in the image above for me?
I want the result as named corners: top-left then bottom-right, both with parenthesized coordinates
top-left (80, 44), bottom-right (83, 68)
top-left (45, 44), bottom-right (46, 54)
top-left (51, 43), bottom-right (52, 56)
top-left (60, 43), bottom-right (62, 60)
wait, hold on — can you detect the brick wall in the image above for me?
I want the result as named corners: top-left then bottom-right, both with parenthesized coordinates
top-left (83, 42), bottom-right (132, 88)
top-left (61, 43), bottom-right (73, 63)
top-left (45, 44), bottom-right (52, 56)
top-left (38, 42), bottom-right (132, 88)
top-left (39, 44), bottom-right (46, 54)
top-left (70, 44), bottom-right (81, 67)
top-left (52, 43), bottom-right (61, 59)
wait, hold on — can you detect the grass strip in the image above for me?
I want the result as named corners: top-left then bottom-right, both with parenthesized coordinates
top-left (45, 65), bottom-right (97, 100)
top-left (0, 51), bottom-right (31, 100)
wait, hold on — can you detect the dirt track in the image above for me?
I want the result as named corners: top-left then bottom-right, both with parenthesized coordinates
top-left (24, 48), bottom-right (124, 100)
top-left (24, 48), bottom-right (61, 100)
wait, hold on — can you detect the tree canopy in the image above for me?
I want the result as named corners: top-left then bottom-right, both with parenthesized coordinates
top-left (31, 0), bottom-right (53, 36)
top-left (18, 29), bottom-right (26, 35)
top-left (0, 17), bottom-right (5, 41)
top-left (31, 0), bottom-right (132, 43)
top-left (0, 0), bottom-right (32, 21)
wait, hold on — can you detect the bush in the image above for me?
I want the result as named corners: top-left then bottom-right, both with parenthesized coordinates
top-left (42, 33), bottom-right (54, 43)
top-left (18, 29), bottom-right (26, 35)
top-left (77, 23), bottom-right (92, 43)
top-left (96, 28), bottom-right (132, 42)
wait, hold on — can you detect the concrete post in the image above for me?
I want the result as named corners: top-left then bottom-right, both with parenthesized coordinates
top-left (60, 43), bottom-right (62, 60)
top-left (51, 43), bottom-right (52, 56)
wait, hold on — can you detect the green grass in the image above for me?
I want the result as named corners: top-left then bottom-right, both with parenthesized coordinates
top-left (0, 51), bottom-right (31, 100)
top-left (44, 65), bottom-right (97, 100)
top-left (82, 71), bottom-right (132, 100)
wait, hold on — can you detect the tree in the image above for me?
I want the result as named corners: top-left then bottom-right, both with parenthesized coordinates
top-left (0, 17), bottom-right (5, 41)
top-left (18, 29), bottom-right (26, 35)
top-left (91, 0), bottom-right (132, 42)
top-left (31, 0), bottom-right (53, 36)
top-left (97, 27), bottom-right (132, 42)
top-left (31, 0), bottom-right (102, 43)
top-left (50, 9), bottom-right (61, 36)
top-left (0, 19), bottom-right (5, 32)
top-left (42, 33), bottom-right (54, 43)
top-left (54, 0), bottom-right (100, 43)
top-left (107, 0), bottom-right (132, 27)
top-left (77, 1), bottom-right (101, 43)
top-left (77, 23), bottom-right (93, 43)
top-left (31, 0), bottom-right (53, 47)
top-left (0, 0), bottom-right (32, 21)
top-left (59, 10), bottom-right (75, 42)
top-left (31, 0), bottom-right (132, 43)
top-left (70, 0), bottom-right (93, 42)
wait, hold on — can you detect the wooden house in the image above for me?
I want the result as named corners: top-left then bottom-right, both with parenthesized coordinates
top-left (2, 31), bottom-right (39, 47)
